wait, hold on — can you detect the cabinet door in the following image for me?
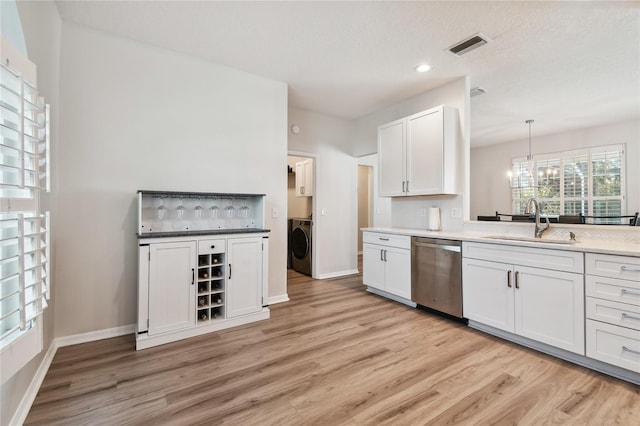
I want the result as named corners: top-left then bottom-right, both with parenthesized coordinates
top-left (363, 243), bottom-right (385, 291)
top-left (383, 247), bottom-right (411, 299)
top-left (407, 108), bottom-right (443, 195)
top-left (148, 241), bottom-right (196, 336)
top-left (303, 160), bottom-right (313, 197)
top-left (295, 160), bottom-right (313, 197)
top-left (462, 258), bottom-right (514, 332)
top-left (227, 237), bottom-right (263, 318)
top-left (378, 119), bottom-right (406, 196)
top-left (514, 266), bottom-right (585, 355)
top-left (295, 161), bottom-right (305, 197)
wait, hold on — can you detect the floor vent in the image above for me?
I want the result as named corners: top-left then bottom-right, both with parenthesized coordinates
top-left (449, 33), bottom-right (489, 56)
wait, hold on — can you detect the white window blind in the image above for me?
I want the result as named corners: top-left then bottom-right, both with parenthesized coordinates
top-left (0, 60), bottom-right (50, 349)
top-left (511, 145), bottom-right (626, 221)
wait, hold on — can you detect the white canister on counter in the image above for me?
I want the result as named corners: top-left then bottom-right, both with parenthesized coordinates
top-left (428, 207), bottom-right (441, 231)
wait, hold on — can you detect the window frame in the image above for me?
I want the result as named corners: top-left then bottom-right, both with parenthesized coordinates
top-left (0, 37), bottom-right (50, 384)
top-left (511, 144), bottom-right (626, 218)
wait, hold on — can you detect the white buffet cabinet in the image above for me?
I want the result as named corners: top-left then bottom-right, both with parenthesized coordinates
top-left (136, 191), bottom-right (270, 350)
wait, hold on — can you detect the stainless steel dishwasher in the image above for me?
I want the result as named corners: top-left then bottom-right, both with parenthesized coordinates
top-left (411, 237), bottom-right (462, 318)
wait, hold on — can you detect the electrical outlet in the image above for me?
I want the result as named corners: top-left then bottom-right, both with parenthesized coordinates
top-left (451, 208), bottom-right (462, 218)
top-left (321, 209), bottom-right (327, 216)
top-left (419, 208), bottom-right (427, 217)
top-left (272, 208), bottom-right (279, 218)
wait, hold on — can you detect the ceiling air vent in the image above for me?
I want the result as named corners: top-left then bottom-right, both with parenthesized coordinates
top-left (449, 33), bottom-right (490, 56)
top-left (470, 87), bottom-right (486, 97)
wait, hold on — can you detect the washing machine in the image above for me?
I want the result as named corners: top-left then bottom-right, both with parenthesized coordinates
top-left (291, 218), bottom-right (312, 276)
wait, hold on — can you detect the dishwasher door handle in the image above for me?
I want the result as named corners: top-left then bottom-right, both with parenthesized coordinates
top-left (413, 242), bottom-right (461, 252)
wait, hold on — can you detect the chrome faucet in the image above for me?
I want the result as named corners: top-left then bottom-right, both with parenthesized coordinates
top-left (525, 198), bottom-right (550, 238)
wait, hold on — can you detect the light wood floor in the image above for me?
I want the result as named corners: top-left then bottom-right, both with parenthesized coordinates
top-left (26, 267), bottom-right (639, 425)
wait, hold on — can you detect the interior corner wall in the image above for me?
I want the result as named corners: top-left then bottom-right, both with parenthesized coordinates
top-left (351, 77), bottom-right (470, 231)
top-left (470, 119), bottom-right (640, 220)
top-left (1, 2), bottom-right (61, 424)
top-left (55, 22), bottom-right (288, 337)
top-left (288, 108), bottom-right (358, 278)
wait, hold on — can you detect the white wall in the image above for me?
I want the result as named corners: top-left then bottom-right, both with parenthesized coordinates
top-left (352, 77), bottom-right (471, 231)
top-left (288, 108), bottom-right (358, 278)
top-left (357, 154), bottom-right (391, 228)
top-left (1, 2), bottom-right (61, 424)
top-left (55, 22), bottom-right (288, 337)
top-left (470, 119), bottom-right (640, 219)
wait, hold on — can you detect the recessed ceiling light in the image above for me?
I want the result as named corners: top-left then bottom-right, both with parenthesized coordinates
top-left (415, 64), bottom-right (431, 73)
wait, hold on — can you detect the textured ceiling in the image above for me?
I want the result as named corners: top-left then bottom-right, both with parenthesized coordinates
top-left (54, 1), bottom-right (640, 147)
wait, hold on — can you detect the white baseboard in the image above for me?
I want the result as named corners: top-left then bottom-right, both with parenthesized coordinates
top-left (55, 324), bottom-right (136, 348)
top-left (317, 269), bottom-right (360, 280)
top-left (10, 340), bottom-right (58, 426)
top-left (268, 294), bottom-right (290, 304)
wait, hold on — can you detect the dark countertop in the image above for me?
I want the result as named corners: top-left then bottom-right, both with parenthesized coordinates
top-left (138, 228), bottom-right (270, 239)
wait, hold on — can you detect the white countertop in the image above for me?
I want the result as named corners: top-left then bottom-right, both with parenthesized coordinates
top-left (362, 227), bottom-right (640, 257)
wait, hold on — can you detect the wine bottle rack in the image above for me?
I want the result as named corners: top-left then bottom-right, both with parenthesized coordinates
top-left (197, 253), bottom-right (225, 322)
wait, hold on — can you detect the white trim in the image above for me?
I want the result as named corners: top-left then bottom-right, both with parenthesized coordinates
top-left (366, 287), bottom-right (417, 308)
top-left (316, 269), bottom-right (360, 280)
top-left (268, 294), bottom-right (290, 305)
top-left (55, 324), bottom-right (136, 348)
top-left (10, 339), bottom-right (57, 426)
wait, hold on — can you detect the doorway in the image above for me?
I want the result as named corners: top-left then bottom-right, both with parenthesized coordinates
top-left (357, 165), bottom-right (373, 254)
top-left (287, 155), bottom-right (315, 277)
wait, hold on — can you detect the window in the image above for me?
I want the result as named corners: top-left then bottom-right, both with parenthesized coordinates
top-left (0, 55), bottom-right (50, 382)
top-left (511, 145), bottom-right (626, 221)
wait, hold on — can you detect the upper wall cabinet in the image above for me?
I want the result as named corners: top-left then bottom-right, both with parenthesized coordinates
top-left (378, 105), bottom-right (459, 197)
top-left (295, 159), bottom-right (313, 197)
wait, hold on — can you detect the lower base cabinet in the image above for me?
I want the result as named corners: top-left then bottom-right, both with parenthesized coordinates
top-left (462, 242), bottom-right (585, 355)
top-left (137, 233), bottom-right (269, 350)
top-left (362, 232), bottom-right (411, 302)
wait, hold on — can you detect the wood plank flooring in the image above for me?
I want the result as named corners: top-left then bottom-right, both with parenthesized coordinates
top-left (26, 267), bottom-right (639, 425)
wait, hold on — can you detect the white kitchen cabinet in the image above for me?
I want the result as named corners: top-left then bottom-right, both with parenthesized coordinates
top-left (461, 258), bottom-right (514, 332)
top-left (137, 233), bottom-right (269, 350)
top-left (227, 237), bottom-right (264, 318)
top-left (378, 105), bottom-right (458, 197)
top-left (295, 159), bottom-right (313, 197)
top-left (147, 241), bottom-right (197, 336)
top-left (462, 242), bottom-right (585, 355)
top-left (362, 232), bottom-right (412, 303)
top-left (585, 253), bottom-right (640, 372)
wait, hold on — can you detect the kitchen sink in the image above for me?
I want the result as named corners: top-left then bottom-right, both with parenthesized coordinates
top-left (484, 235), bottom-right (576, 245)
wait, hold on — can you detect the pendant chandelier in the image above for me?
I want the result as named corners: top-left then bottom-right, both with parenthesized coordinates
top-left (507, 119), bottom-right (557, 190)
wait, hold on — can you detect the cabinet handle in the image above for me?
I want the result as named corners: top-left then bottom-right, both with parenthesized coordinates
top-left (383, 249), bottom-right (387, 262)
top-left (229, 264), bottom-right (232, 280)
top-left (191, 268), bottom-right (194, 285)
top-left (515, 271), bottom-right (520, 289)
top-left (622, 346), bottom-right (640, 355)
top-left (406, 181), bottom-right (409, 193)
top-left (621, 266), bottom-right (640, 272)
top-left (379, 237), bottom-right (390, 241)
top-left (380, 249), bottom-right (384, 261)
top-left (507, 270), bottom-right (512, 288)
top-left (211, 245), bottom-right (215, 249)
top-left (402, 181), bottom-right (405, 193)
top-left (621, 289), bottom-right (640, 297)
top-left (621, 313), bottom-right (640, 321)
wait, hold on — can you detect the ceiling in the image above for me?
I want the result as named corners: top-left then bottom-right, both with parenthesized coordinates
top-left (54, 1), bottom-right (640, 147)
